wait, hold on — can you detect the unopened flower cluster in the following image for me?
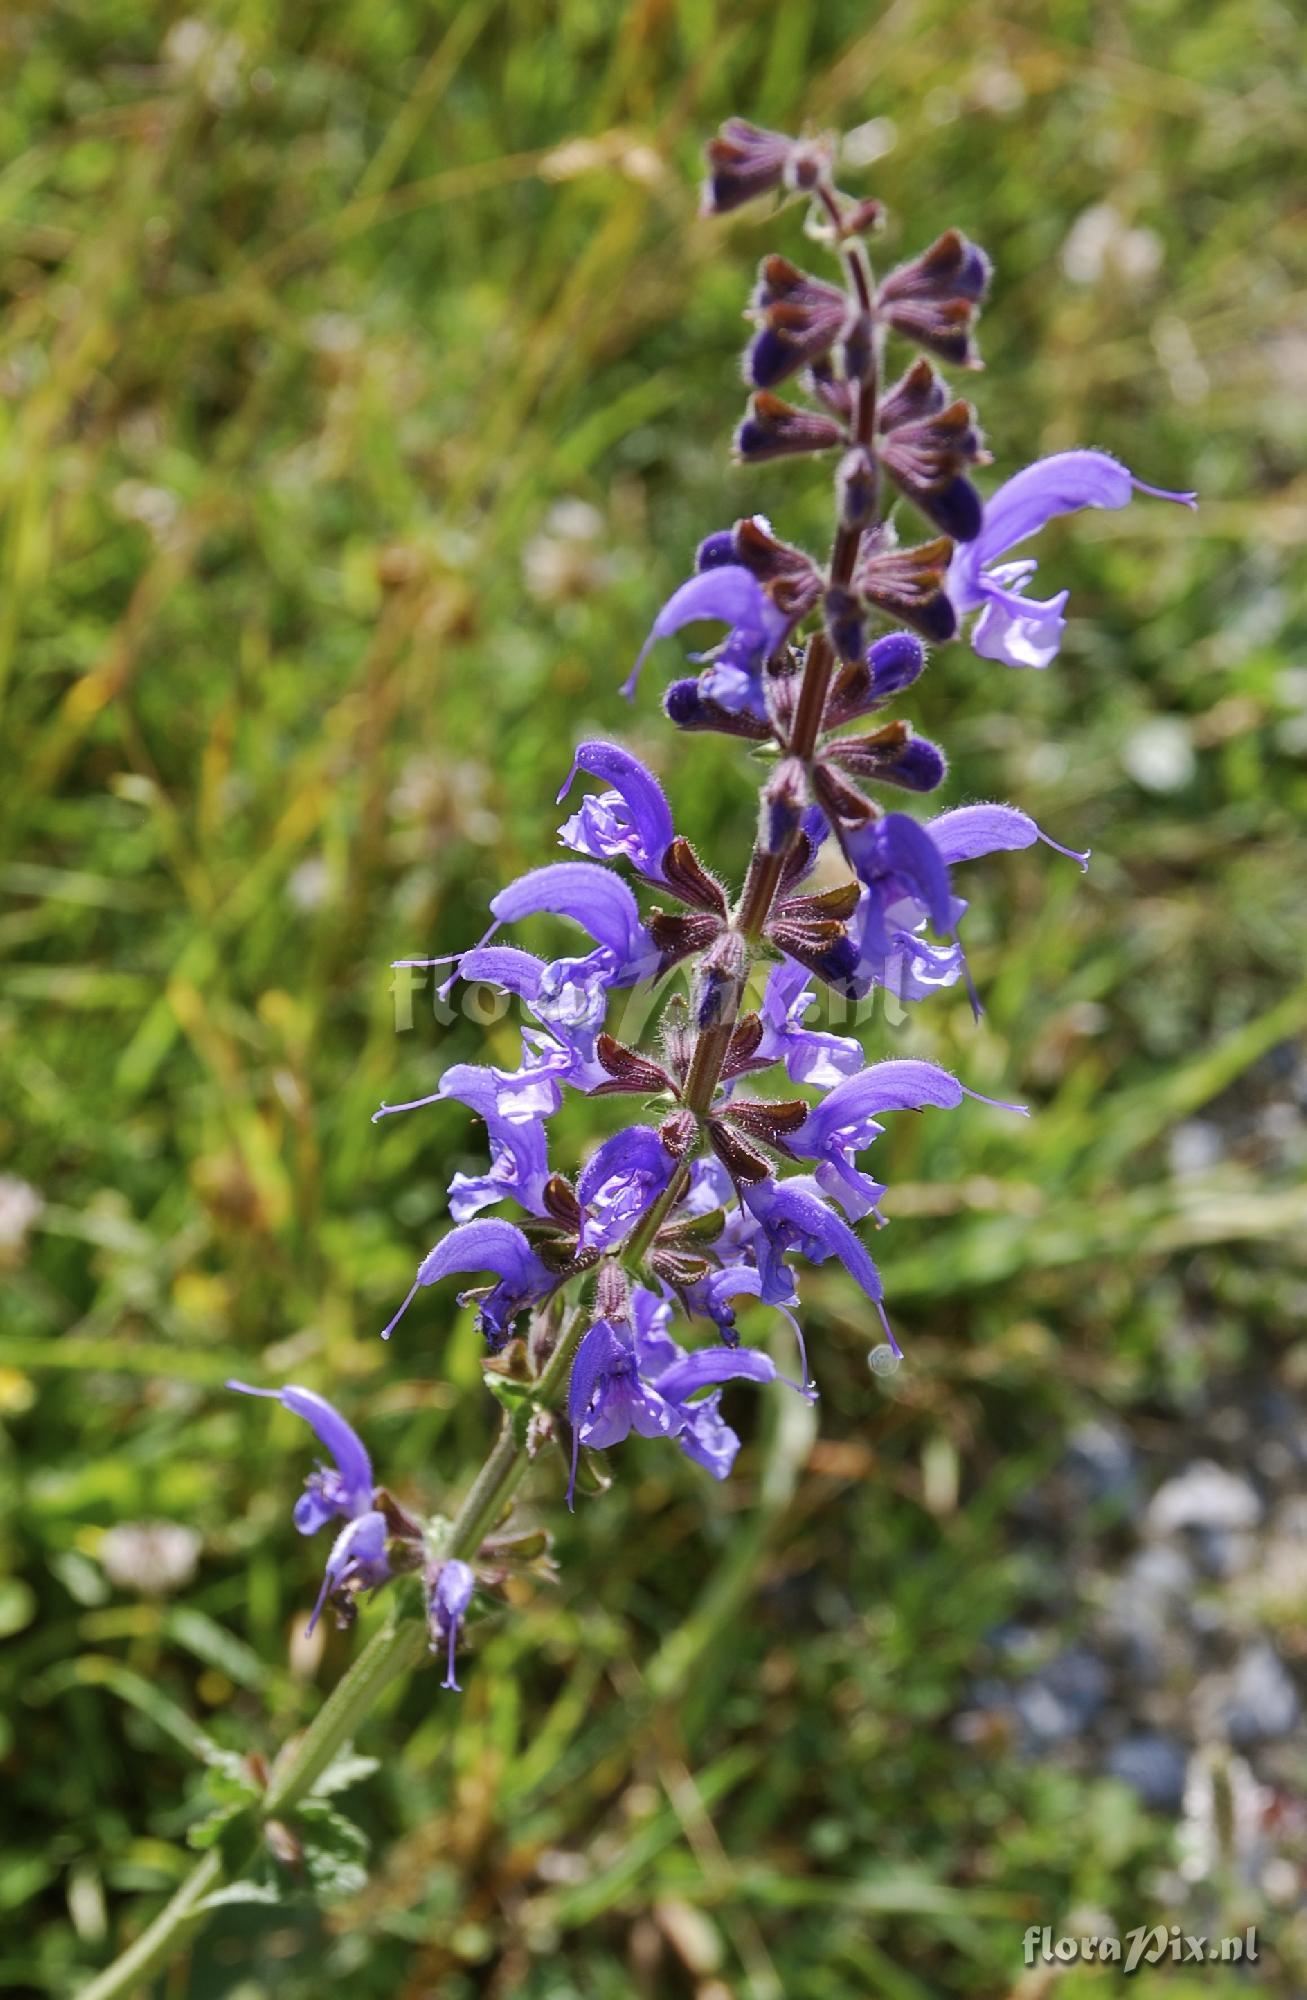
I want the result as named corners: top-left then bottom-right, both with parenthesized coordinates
top-left (233, 118), bottom-right (1192, 1679)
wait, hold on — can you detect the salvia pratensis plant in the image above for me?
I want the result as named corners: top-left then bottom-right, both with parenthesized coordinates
top-left (85, 117), bottom-right (1194, 1995)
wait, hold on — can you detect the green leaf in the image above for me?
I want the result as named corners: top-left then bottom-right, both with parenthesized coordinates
top-left (309, 1749), bottom-right (381, 1799)
top-left (484, 1374), bottom-right (535, 1448)
top-left (197, 1879), bottom-right (284, 1913)
top-left (294, 1801), bottom-right (370, 1902)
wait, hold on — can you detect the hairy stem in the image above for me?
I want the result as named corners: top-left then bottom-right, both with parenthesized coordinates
top-left (78, 1852), bottom-right (223, 2000)
top-left (633, 176), bottom-right (879, 1248)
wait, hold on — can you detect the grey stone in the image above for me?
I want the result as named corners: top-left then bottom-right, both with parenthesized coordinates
top-left (1224, 1642), bottom-right (1300, 1747)
top-left (1106, 1731), bottom-right (1189, 1812)
top-left (1146, 1462), bottom-right (1262, 1537)
top-left (1014, 1648), bottom-right (1110, 1745)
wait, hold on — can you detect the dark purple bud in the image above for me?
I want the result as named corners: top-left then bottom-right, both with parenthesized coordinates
top-left (878, 356), bottom-right (949, 431)
top-left (857, 531), bottom-right (958, 642)
top-left (919, 475), bottom-right (983, 542)
top-left (837, 445), bottom-right (878, 530)
top-left (700, 121), bottom-right (833, 217)
top-left (734, 392), bottom-right (845, 463)
top-left (760, 757), bottom-right (807, 855)
top-left (732, 517), bottom-right (823, 622)
top-left (878, 229), bottom-right (992, 369)
top-left (664, 677), bottom-right (774, 740)
top-left (877, 388), bottom-right (988, 542)
top-left (870, 631), bottom-right (927, 697)
top-left (824, 585), bottom-right (866, 665)
top-left (825, 724), bottom-right (948, 793)
top-left (747, 256), bottom-right (849, 388)
top-left (700, 119), bottom-right (793, 215)
top-left (840, 309), bottom-right (874, 386)
top-left (696, 528), bottom-right (740, 572)
top-left (770, 919), bottom-right (862, 1000)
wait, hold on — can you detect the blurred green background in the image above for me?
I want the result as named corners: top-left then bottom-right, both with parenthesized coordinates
top-left (2, 1), bottom-right (1305, 1994)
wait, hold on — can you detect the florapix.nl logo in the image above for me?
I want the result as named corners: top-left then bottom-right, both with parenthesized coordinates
top-left (1023, 1925), bottom-right (1258, 1974)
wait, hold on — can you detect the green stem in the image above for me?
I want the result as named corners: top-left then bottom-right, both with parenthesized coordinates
top-left (81, 1308), bottom-right (587, 2000)
top-left (77, 1851), bottom-right (223, 2000)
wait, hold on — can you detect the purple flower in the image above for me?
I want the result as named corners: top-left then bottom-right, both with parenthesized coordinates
top-left (948, 451), bottom-right (1197, 669)
top-left (756, 958), bottom-right (864, 1090)
top-left (227, 1382), bottom-right (390, 1631)
top-left (557, 741), bottom-right (675, 883)
top-left (374, 1062), bottom-right (553, 1223)
top-left (625, 547), bottom-right (789, 709)
top-left (429, 1558), bottom-right (476, 1692)
top-left (794, 1060), bottom-right (1027, 1218)
top-left (843, 803), bottom-right (1088, 1007)
top-left (842, 810), bottom-right (964, 1003)
top-left (576, 1126), bottom-right (676, 1253)
top-left (383, 1217), bottom-right (555, 1349)
top-left (742, 1175), bottom-right (895, 1347)
top-left (457, 944), bottom-right (609, 1095)
top-left (566, 1285), bottom-right (799, 1503)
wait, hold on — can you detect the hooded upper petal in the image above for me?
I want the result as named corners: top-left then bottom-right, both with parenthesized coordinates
top-left (309, 1508), bottom-right (390, 1634)
top-left (228, 1381), bottom-right (374, 1524)
top-left (926, 802), bottom-right (1089, 870)
top-left (624, 565), bottom-right (788, 699)
top-left (384, 1218), bottom-right (552, 1344)
top-left (557, 741), bottom-right (676, 882)
top-left (491, 863), bottom-right (649, 974)
top-left (949, 452), bottom-right (1196, 669)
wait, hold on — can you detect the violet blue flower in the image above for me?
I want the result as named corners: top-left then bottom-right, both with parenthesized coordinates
top-left (742, 1175), bottom-right (895, 1347)
top-left (383, 1217), bottom-right (555, 1349)
top-left (566, 1284), bottom-right (800, 1503)
top-left (227, 1382), bottom-right (390, 1632)
top-left (430, 1558), bottom-right (476, 1692)
top-left (948, 451), bottom-right (1197, 669)
top-left (576, 1126), bottom-right (676, 1253)
top-left (557, 741), bottom-right (675, 883)
top-left (374, 1062), bottom-right (552, 1223)
top-left (457, 944), bottom-right (609, 1096)
top-left (756, 958), bottom-right (864, 1090)
top-left (625, 544), bottom-right (789, 709)
top-left (482, 862), bottom-right (657, 998)
top-left (843, 803), bottom-right (1089, 1007)
top-left (793, 1060), bottom-right (1028, 1218)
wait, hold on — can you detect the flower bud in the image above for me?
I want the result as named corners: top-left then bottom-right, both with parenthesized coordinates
top-left (760, 757), bottom-right (807, 855)
top-left (878, 229), bottom-right (992, 369)
top-left (836, 445), bottom-right (878, 530)
top-left (734, 392), bottom-right (844, 463)
top-left (824, 584), bottom-right (866, 665)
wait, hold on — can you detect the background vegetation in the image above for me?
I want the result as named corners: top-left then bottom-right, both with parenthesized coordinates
top-left (2, 1), bottom-right (1304, 1993)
